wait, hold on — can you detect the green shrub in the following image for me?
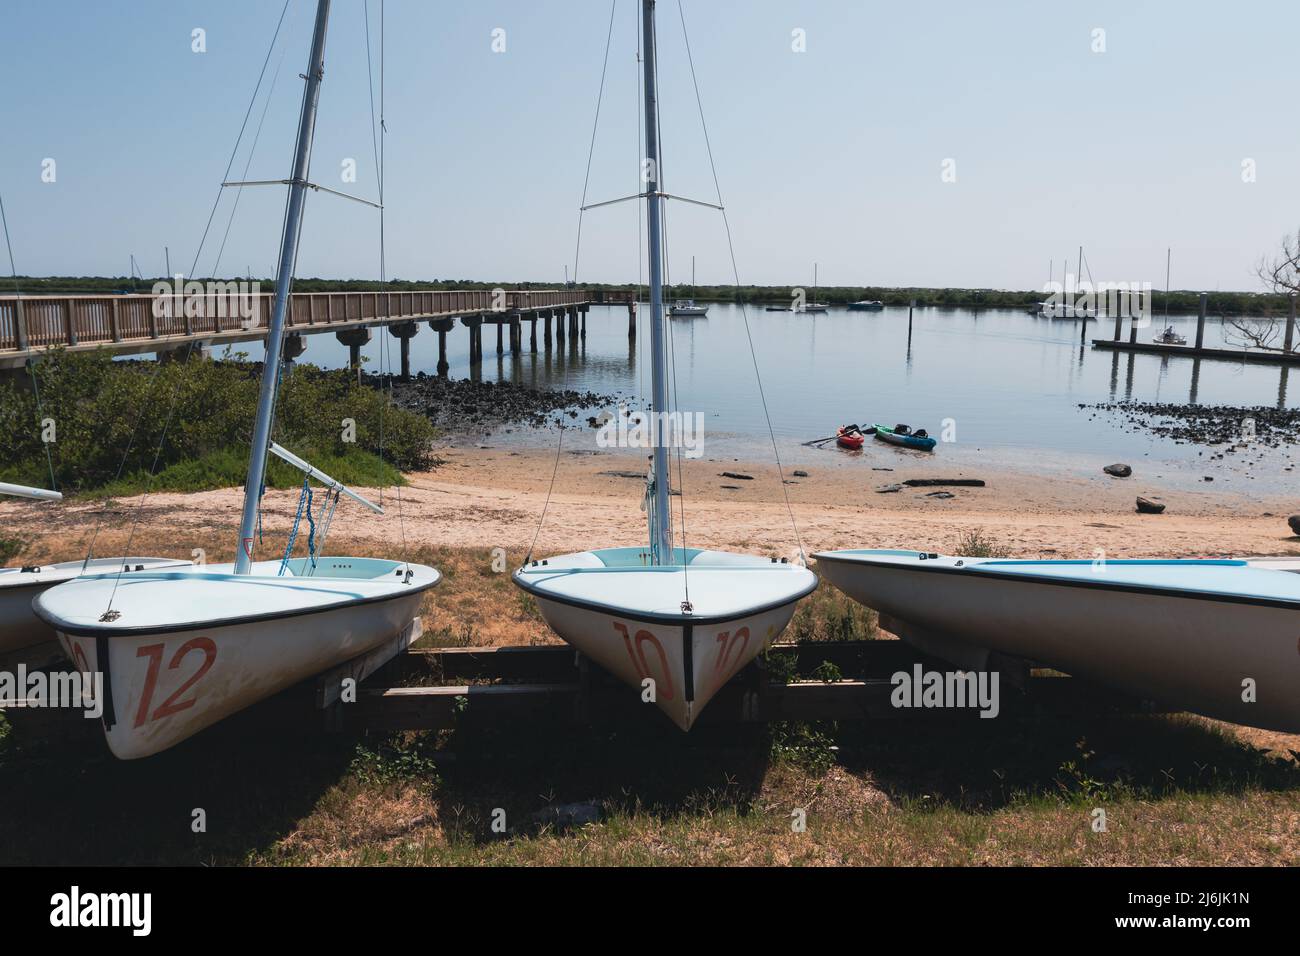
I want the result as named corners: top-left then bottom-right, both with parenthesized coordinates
top-left (0, 350), bottom-right (435, 495)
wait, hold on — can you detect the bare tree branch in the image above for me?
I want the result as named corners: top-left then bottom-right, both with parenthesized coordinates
top-left (1236, 229), bottom-right (1300, 351)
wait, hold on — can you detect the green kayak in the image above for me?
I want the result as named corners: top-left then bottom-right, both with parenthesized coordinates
top-left (872, 424), bottom-right (937, 452)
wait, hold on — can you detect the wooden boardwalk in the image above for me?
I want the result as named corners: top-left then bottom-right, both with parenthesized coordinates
top-left (0, 288), bottom-right (594, 373)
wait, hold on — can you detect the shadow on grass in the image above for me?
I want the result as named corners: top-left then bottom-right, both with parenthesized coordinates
top-left (0, 700), bottom-right (357, 865)
top-left (428, 713), bottom-right (774, 844)
top-left (831, 711), bottom-right (1300, 812)
top-left (2, 686), bottom-right (1296, 862)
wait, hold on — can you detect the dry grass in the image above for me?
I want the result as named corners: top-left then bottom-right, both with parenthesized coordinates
top-left (2, 530), bottom-right (1299, 866)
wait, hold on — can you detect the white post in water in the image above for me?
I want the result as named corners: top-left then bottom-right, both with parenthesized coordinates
top-left (234, 0), bottom-right (332, 575)
top-left (641, 0), bottom-right (672, 565)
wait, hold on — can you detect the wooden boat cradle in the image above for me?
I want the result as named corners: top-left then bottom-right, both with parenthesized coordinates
top-left (5, 628), bottom-right (1167, 747)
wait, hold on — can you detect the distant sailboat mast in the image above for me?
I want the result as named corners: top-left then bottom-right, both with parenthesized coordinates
top-left (641, 0), bottom-right (672, 565)
top-left (234, 0), bottom-right (332, 575)
top-left (1170, 247), bottom-right (1180, 321)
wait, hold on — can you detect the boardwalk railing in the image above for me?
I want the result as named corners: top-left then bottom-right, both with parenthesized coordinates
top-left (0, 289), bottom-right (589, 354)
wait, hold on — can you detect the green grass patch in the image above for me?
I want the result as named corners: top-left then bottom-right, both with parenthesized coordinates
top-left (94, 445), bottom-right (405, 496)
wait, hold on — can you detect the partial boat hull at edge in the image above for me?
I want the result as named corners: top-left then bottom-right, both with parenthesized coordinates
top-left (814, 551), bottom-right (1300, 732)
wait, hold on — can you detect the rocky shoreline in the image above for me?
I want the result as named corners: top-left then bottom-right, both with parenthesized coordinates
top-left (1081, 401), bottom-right (1300, 449)
top-left (376, 373), bottom-right (622, 436)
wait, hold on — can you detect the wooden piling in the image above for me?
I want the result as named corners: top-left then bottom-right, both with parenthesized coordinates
top-left (1195, 292), bottom-right (1207, 349)
top-left (1285, 294), bottom-right (1296, 354)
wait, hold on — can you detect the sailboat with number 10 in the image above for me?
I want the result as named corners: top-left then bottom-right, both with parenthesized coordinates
top-left (513, 0), bottom-right (816, 732)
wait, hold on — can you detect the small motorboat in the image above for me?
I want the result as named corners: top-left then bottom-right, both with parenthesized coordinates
top-left (835, 426), bottom-right (865, 450)
top-left (669, 299), bottom-right (708, 317)
top-left (847, 300), bottom-right (884, 311)
top-left (1154, 325), bottom-right (1187, 346)
top-left (797, 303), bottom-right (830, 314)
top-left (872, 423), bottom-right (937, 452)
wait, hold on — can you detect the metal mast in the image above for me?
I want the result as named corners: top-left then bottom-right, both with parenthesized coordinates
top-left (235, 0), bottom-right (332, 574)
top-left (641, 0), bottom-right (672, 565)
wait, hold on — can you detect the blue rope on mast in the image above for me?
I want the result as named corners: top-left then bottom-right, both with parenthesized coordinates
top-left (278, 477), bottom-right (312, 575)
top-left (304, 482), bottom-right (318, 569)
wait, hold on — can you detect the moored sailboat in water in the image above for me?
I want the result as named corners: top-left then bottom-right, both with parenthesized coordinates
top-left (33, 0), bottom-right (439, 759)
top-left (514, 0), bottom-right (816, 731)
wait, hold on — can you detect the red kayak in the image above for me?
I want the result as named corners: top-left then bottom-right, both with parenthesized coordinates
top-left (835, 426), bottom-right (865, 450)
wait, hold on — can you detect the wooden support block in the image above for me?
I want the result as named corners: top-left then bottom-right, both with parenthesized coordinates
top-left (316, 619), bottom-right (422, 709)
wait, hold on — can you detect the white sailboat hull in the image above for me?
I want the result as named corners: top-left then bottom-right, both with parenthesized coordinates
top-left (530, 592), bottom-right (800, 730)
top-left (34, 558), bottom-right (438, 759)
top-left (0, 558), bottom-right (192, 657)
top-left (515, 548), bottom-right (816, 730)
top-left (814, 550), bottom-right (1300, 732)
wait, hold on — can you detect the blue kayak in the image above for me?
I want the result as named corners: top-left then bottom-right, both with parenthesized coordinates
top-left (872, 424), bottom-right (936, 451)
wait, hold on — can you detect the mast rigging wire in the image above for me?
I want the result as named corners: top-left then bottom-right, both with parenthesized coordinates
top-left (187, 0), bottom-right (293, 280)
top-left (674, 0), bottom-right (807, 563)
top-left (0, 188), bottom-right (58, 495)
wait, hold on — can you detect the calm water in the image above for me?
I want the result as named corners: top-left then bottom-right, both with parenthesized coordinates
top-left (249, 303), bottom-right (1299, 489)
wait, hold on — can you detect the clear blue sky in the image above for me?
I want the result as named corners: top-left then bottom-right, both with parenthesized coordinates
top-left (1, 0), bottom-right (1297, 292)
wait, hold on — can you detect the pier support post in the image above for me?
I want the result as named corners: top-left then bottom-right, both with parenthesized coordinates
top-left (1195, 292), bottom-right (1207, 350)
top-left (529, 315), bottom-right (538, 352)
top-left (336, 327), bottom-right (372, 371)
top-left (580, 306), bottom-right (587, 338)
top-left (627, 300), bottom-right (637, 338)
top-left (283, 333), bottom-right (307, 363)
top-left (556, 309), bottom-right (566, 348)
top-left (1112, 286), bottom-right (1122, 340)
top-left (461, 315), bottom-right (484, 365)
top-left (496, 320), bottom-right (504, 355)
top-left (1285, 294), bottom-right (1296, 354)
top-left (509, 315), bottom-right (521, 354)
top-left (544, 310), bottom-right (553, 350)
top-left (1128, 290), bottom-right (1138, 344)
top-left (389, 321), bottom-right (419, 380)
top-left (429, 317), bottom-right (454, 376)
top-left (158, 340), bottom-right (211, 363)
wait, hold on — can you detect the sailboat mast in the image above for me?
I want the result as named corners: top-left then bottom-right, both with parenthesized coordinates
top-left (640, 0), bottom-right (672, 565)
top-left (234, 0), bottom-right (332, 575)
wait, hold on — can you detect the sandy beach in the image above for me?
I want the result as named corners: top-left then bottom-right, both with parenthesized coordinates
top-left (8, 443), bottom-right (1296, 566)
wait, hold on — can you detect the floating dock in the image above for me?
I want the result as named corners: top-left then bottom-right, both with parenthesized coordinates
top-left (1092, 338), bottom-right (1300, 365)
